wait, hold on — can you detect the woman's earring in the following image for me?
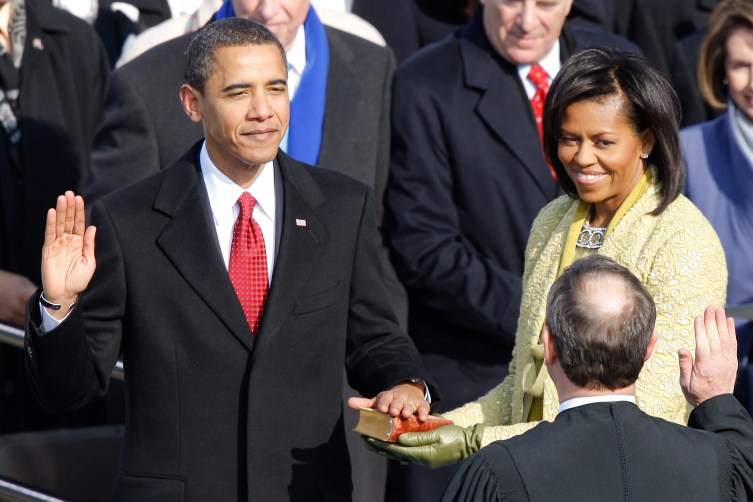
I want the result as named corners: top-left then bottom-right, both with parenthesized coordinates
top-left (641, 153), bottom-right (649, 159)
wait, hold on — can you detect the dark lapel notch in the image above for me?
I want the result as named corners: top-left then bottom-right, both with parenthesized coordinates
top-left (252, 153), bottom-right (328, 357)
top-left (154, 153), bottom-right (256, 352)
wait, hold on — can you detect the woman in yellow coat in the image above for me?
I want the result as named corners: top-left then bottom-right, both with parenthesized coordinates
top-left (370, 48), bottom-right (727, 466)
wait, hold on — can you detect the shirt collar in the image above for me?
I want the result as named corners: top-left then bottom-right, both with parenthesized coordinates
top-left (286, 24), bottom-right (307, 78)
top-left (517, 40), bottom-right (561, 96)
top-left (199, 141), bottom-right (276, 226)
top-left (559, 394), bottom-right (636, 413)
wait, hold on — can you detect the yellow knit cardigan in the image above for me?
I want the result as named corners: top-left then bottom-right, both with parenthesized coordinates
top-left (444, 171), bottom-right (727, 446)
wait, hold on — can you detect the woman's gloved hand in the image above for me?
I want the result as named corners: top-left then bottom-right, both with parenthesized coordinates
top-left (365, 423), bottom-right (485, 468)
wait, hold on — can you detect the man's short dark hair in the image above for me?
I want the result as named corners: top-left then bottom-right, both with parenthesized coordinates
top-left (184, 18), bottom-right (287, 93)
top-left (546, 255), bottom-right (657, 390)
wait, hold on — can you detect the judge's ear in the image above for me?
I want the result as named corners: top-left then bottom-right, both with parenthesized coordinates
top-left (644, 329), bottom-right (659, 362)
top-left (542, 325), bottom-right (558, 367)
top-left (180, 84), bottom-right (203, 123)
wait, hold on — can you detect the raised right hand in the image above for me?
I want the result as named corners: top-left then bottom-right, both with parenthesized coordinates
top-left (678, 306), bottom-right (738, 406)
top-left (41, 191), bottom-right (97, 319)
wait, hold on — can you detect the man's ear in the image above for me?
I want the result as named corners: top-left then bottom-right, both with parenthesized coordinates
top-left (644, 329), bottom-right (659, 362)
top-left (542, 325), bottom-right (558, 367)
top-left (180, 84), bottom-right (203, 124)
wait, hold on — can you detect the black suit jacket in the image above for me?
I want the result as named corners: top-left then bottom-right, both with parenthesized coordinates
top-left (386, 8), bottom-right (640, 410)
top-left (25, 145), bottom-right (435, 501)
top-left (443, 396), bottom-right (753, 501)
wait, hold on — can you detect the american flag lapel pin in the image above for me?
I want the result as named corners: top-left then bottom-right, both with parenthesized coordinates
top-left (295, 218), bottom-right (307, 227)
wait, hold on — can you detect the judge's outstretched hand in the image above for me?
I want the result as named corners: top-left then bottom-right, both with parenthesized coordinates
top-left (678, 306), bottom-right (738, 406)
top-left (41, 191), bottom-right (96, 319)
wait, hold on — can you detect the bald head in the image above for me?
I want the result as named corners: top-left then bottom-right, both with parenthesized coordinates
top-left (546, 255), bottom-right (657, 390)
top-left (580, 275), bottom-right (635, 322)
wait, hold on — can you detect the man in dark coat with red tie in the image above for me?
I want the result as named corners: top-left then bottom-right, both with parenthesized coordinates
top-left (24, 18), bottom-right (437, 501)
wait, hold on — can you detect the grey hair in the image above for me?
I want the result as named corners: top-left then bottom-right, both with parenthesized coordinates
top-left (546, 255), bottom-right (656, 390)
top-left (184, 17), bottom-right (287, 93)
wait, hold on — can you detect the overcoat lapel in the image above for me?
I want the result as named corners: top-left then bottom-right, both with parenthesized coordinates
top-left (22, 1), bottom-right (54, 79)
top-left (460, 15), bottom-right (554, 198)
top-left (154, 156), bottom-right (255, 352)
top-left (252, 154), bottom-right (328, 356)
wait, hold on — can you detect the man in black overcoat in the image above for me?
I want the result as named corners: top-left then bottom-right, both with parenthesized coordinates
top-left (24, 18), bottom-right (437, 501)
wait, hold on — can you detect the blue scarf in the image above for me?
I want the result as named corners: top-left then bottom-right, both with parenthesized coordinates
top-left (214, 4), bottom-right (329, 165)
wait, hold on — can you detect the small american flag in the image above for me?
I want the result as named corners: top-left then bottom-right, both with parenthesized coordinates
top-left (295, 219), bottom-right (307, 227)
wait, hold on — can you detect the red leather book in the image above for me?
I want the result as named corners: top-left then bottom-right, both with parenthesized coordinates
top-left (353, 408), bottom-right (454, 442)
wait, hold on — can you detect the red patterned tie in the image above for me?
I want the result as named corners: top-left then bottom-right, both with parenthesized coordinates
top-left (228, 192), bottom-right (268, 336)
top-left (527, 64), bottom-right (557, 180)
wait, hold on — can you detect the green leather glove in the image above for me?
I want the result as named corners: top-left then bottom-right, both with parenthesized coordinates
top-left (365, 423), bottom-right (485, 468)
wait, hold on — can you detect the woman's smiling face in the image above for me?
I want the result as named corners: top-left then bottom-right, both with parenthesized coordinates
top-left (557, 95), bottom-right (654, 226)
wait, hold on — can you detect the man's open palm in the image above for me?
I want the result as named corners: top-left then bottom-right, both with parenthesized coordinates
top-left (41, 191), bottom-right (96, 315)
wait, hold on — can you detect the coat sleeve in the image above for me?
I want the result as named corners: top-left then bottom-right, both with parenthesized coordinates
top-left (385, 67), bottom-right (522, 343)
top-left (344, 186), bottom-right (440, 401)
top-left (24, 203), bottom-right (126, 412)
top-left (441, 206), bottom-right (561, 444)
top-left (442, 366), bottom-right (541, 447)
top-left (688, 394), bottom-right (753, 501)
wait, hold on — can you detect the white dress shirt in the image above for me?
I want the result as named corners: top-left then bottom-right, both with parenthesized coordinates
top-left (517, 41), bottom-right (561, 100)
top-left (559, 394), bottom-right (637, 413)
top-left (286, 25), bottom-right (307, 101)
top-left (279, 25), bottom-right (306, 153)
top-left (200, 143), bottom-right (278, 281)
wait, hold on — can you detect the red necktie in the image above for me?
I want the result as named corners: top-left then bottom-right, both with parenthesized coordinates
top-left (228, 192), bottom-right (268, 336)
top-left (527, 64), bottom-right (557, 180)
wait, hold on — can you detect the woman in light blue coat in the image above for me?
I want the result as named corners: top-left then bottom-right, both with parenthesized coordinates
top-left (680, 0), bottom-right (753, 410)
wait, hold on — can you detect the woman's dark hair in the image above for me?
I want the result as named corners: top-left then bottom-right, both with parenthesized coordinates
top-left (542, 48), bottom-right (684, 215)
top-left (698, 0), bottom-right (753, 109)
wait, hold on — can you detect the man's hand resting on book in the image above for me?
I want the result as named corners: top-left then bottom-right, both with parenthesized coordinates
top-left (348, 382), bottom-right (430, 421)
top-left (365, 423), bottom-right (485, 468)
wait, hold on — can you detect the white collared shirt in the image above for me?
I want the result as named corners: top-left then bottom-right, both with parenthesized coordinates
top-left (280, 24), bottom-right (306, 152)
top-left (559, 394), bottom-right (637, 413)
top-left (286, 25), bottom-right (307, 101)
top-left (200, 142), bottom-right (278, 283)
top-left (517, 40), bottom-right (561, 100)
